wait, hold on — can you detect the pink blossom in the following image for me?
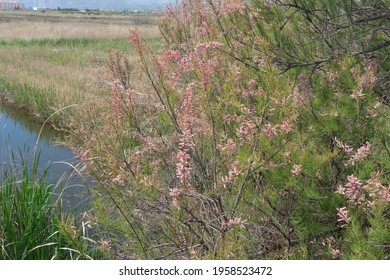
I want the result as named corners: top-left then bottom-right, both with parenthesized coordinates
top-left (262, 122), bottom-right (277, 140)
top-left (133, 133), bottom-right (156, 152)
top-left (111, 80), bottom-right (123, 117)
top-left (198, 58), bottom-right (218, 85)
top-left (169, 188), bottom-right (182, 208)
top-left (164, 50), bottom-right (181, 61)
top-left (291, 164), bottom-right (302, 176)
top-left (338, 175), bottom-right (367, 206)
top-left (334, 139), bottom-right (371, 166)
top-left (354, 142), bottom-right (371, 160)
top-left (336, 185), bottom-right (346, 195)
top-left (176, 83), bottom-right (196, 185)
top-left (336, 207), bottom-right (351, 227)
top-left (367, 177), bottom-right (390, 203)
top-left (293, 87), bottom-right (306, 104)
top-left (236, 119), bottom-right (256, 140)
top-left (176, 149), bottom-right (192, 184)
top-left (334, 138), bottom-right (354, 154)
top-left (350, 89), bottom-right (365, 99)
top-left (194, 42), bottom-right (224, 54)
top-left (129, 29), bottom-right (141, 46)
top-left (336, 175), bottom-right (390, 210)
top-left (346, 142), bottom-right (371, 166)
top-left (331, 248), bottom-right (341, 259)
top-left (170, 188), bottom-right (181, 197)
top-left (222, 161), bottom-right (241, 188)
top-left (221, 0), bottom-right (247, 15)
top-left (280, 121), bottom-right (293, 133)
top-left (218, 138), bottom-right (237, 154)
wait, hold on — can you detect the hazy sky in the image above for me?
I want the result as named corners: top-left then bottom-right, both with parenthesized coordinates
top-left (24, 1), bottom-right (174, 10)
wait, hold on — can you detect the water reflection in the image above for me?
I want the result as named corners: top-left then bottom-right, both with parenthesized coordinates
top-left (0, 104), bottom-right (91, 212)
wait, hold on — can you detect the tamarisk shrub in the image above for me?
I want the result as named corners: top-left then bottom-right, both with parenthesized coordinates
top-left (79, 0), bottom-right (389, 259)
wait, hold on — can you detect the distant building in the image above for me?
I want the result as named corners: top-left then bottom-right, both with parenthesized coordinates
top-left (0, 1), bottom-right (25, 10)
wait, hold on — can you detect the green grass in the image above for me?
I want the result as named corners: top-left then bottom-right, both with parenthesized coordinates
top-left (0, 156), bottom-right (97, 260)
top-left (0, 76), bottom-right (53, 121)
top-left (0, 37), bottom-right (161, 50)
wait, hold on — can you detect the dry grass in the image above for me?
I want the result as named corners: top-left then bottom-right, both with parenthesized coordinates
top-left (0, 11), bottom-right (160, 40)
top-left (0, 46), bottom-right (106, 102)
top-left (0, 21), bottom-right (159, 40)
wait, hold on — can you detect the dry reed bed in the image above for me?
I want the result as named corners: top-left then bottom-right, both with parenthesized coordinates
top-left (0, 21), bottom-right (159, 40)
top-left (0, 10), bottom-right (159, 24)
top-left (0, 11), bottom-right (159, 40)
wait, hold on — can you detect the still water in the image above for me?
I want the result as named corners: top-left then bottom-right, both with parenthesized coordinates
top-left (0, 104), bottom-right (91, 212)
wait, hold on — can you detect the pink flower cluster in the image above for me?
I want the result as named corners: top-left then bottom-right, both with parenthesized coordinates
top-left (176, 139), bottom-right (192, 185)
top-left (359, 60), bottom-right (378, 89)
top-left (176, 83), bottom-right (196, 185)
top-left (262, 122), bottom-right (278, 140)
top-left (334, 138), bottom-right (371, 166)
top-left (346, 142), bottom-right (371, 166)
top-left (221, 160), bottom-right (241, 188)
top-left (366, 177), bottom-right (390, 204)
top-left (280, 121), bottom-right (293, 133)
top-left (133, 132), bottom-right (157, 153)
top-left (129, 29), bottom-right (141, 47)
top-left (291, 164), bottom-right (302, 176)
top-left (198, 57), bottom-right (218, 85)
top-left (218, 136), bottom-right (237, 154)
top-left (336, 207), bottom-right (351, 227)
top-left (331, 248), bottom-right (341, 259)
top-left (293, 87), bottom-right (307, 104)
top-left (334, 137), bottom-right (353, 154)
top-left (194, 42), bottom-right (224, 54)
top-left (350, 60), bottom-right (378, 99)
top-left (337, 175), bottom-right (367, 206)
top-left (111, 80), bottom-right (123, 117)
top-left (336, 174), bottom-right (389, 217)
top-left (236, 119), bottom-right (257, 140)
top-left (222, 0), bottom-right (247, 15)
top-left (326, 236), bottom-right (341, 259)
top-left (350, 89), bottom-right (365, 99)
top-left (170, 187), bottom-right (182, 208)
top-left (164, 50), bottom-right (182, 61)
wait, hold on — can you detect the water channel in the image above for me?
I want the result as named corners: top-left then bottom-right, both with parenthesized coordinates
top-left (0, 104), bottom-right (91, 212)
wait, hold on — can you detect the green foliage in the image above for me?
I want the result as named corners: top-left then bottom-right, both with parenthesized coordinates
top-left (0, 159), bottom-right (97, 259)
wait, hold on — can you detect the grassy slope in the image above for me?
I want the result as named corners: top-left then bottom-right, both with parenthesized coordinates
top-left (0, 10), bottom-right (160, 126)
